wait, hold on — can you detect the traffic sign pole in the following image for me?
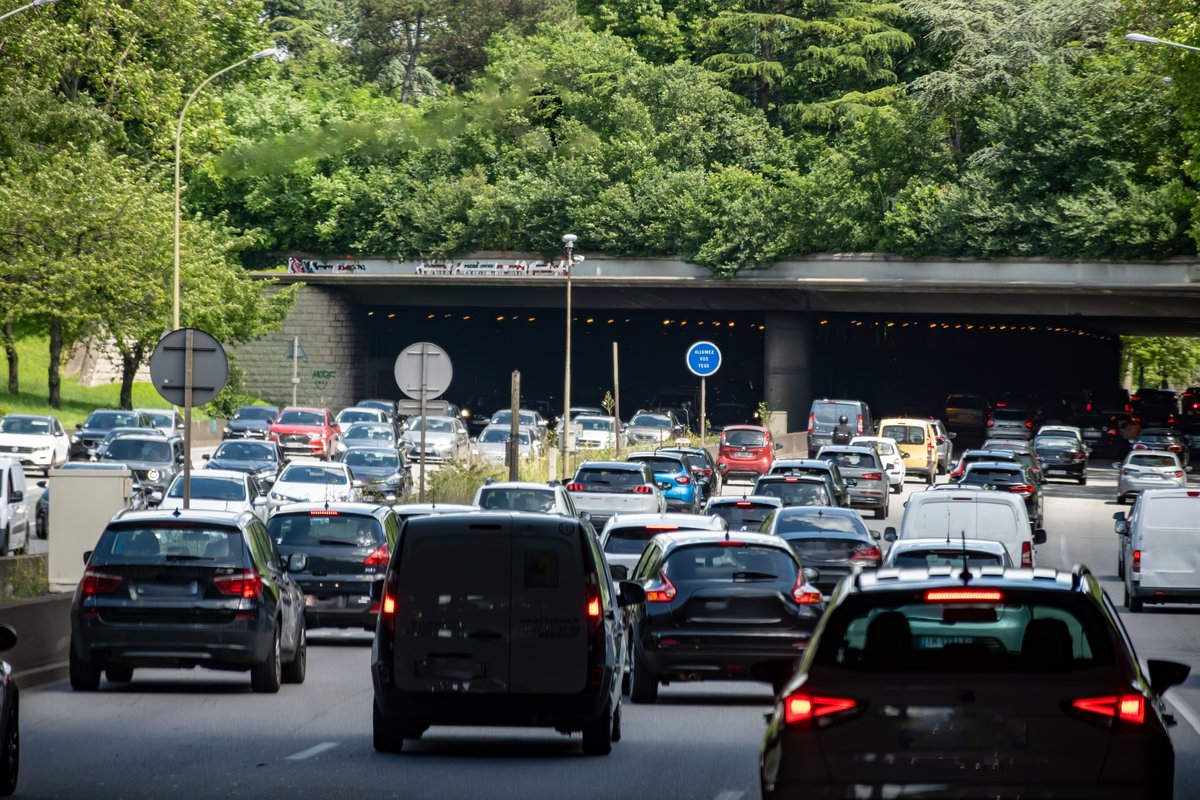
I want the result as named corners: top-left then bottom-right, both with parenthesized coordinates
top-left (700, 376), bottom-right (706, 450)
top-left (394, 342), bottom-right (452, 504)
top-left (183, 330), bottom-right (194, 509)
top-left (419, 343), bottom-right (429, 503)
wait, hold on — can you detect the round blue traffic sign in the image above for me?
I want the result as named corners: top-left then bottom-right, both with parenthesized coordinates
top-left (686, 340), bottom-right (722, 378)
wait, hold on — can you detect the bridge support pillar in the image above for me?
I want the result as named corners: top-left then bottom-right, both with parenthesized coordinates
top-left (764, 311), bottom-right (813, 434)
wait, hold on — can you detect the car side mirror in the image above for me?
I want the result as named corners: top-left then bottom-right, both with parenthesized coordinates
top-left (774, 442), bottom-right (783, 450)
top-left (0, 625), bottom-right (15, 653)
top-left (617, 580), bottom-right (646, 607)
top-left (883, 527), bottom-right (897, 542)
top-left (803, 567), bottom-right (821, 584)
top-left (1033, 529), bottom-right (1047, 545)
top-left (937, 436), bottom-right (946, 444)
top-left (869, 529), bottom-right (881, 541)
top-left (1113, 511), bottom-right (1127, 521)
top-left (82, 550), bottom-right (93, 566)
top-left (75, 423), bottom-right (83, 430)
top-left (949, 432), bottom-right (957, 439)
top-left (579, 511), bottom-right (591, 522)
top-left (1111, 462), bottom-right (1122, 470)
top-left (148, 491), bottom-right (163, 504)
top-left (8, 490), bottom-right (21, 502)
top-left (202, 454), bottom-right (210, 461)
top-left (37, 480), bottom-right (46, 489)
top-left (285, 553), bottom-right (309, 572)
top-left (1115, 520), bottom-right (1128, 535)
top-left (1148, 659), bottom-right (1191, 696)
top-left (610, 564), bottom-right (628, 580)
top-left (1187, 466), bottom-right (1194, 474)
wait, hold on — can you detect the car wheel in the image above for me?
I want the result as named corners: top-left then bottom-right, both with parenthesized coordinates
top-left (105, 666), bottom-right (133, 684)
top-left (1118, 558), bottom-right (1125, 580)
top-left (891, 482), bottom-right (901, 494)
top-left (581, 700), bottom-right (614, 756)
top-left (610, 701), bottom-right (622, 743)
top-left (282, 624), bottom-right (306, 684)
top-left (874, 504), bottom-right (887, 520)
top-left (0, 527), bottom-right (8, 557)
top-left (69, 647), bottom-right (101, 692)
top-left (372, 703), bottom-right (405, 753)
top-left (925, 470), bottom-right (934, 487)
top-left (628, 647), bottom-right (658, 704)
top-left (250, 627), bottom-right (282, 693)
top-left (1078, 476), bottom-right (1087, 486)
top-left (1117, 494), bottom-right (1126, 505)
top-left (0, 697), bottom-right (17, 797)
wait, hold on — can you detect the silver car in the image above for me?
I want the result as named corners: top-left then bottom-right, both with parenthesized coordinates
top-left (598, 511), bottom-right (726, 579)
top-left (816, 445), bottom-right (890, 519)
top-left (1115, 450), bottom-right (1188, 504)
top-left (571, 416), bottom-right (625, 450)
top-left (987, 406), bottom-right (1034, 439)
top-left (624, 412), bottom-right (682, 446)
top-left (472, 424), bottom-right (541, 465)
top-left (400, 415), bottom-right (470, 463)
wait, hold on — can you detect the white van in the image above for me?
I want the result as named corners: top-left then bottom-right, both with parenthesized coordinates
top-left (1119, 488), bottom-right (1200, 612)
top-left (883, 488), bottom-right (1045, 568)
top-left (0, 457), bottom-right (30, 556)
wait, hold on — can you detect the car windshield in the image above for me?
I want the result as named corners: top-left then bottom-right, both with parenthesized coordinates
top-left (1034, 437), bottom-right (1076, 449)
top-left (214, 442), bottom-right (276, 461)
top-left (708, 503), bottom-right (776, 530)
top-left (631, 414), bottom-right (672, 429)
top-left (277, 411), bottom-right (323, 425)
top-left (993, 408), bottom-right (1029, 421)
top-left (813, 403), bottom-right (858, 424)
top-left (724, 429), bottom-right (765, 447)
top-left (479, 428), bottom-right (530, 444)
top-left (167, 477), bottom-right (246, 501)
top-left (1142, 498), bottom-right (1200, 528)
top-left (145, 412), bottom-right (175, 427)
top-left (87, 411), bottom-right (137, 430)
top-left (753, 480), bottom-right (829, 507)
top-left (103, 440), bottom-right (170, 462)
top-left (269, 513), bottom-right (383, 547)
top-left (91, 525), bottom-right (245, 566)
top-left (343, 450), bottom-right (399, 469)
top-left (890, 548), bottom-right (1007, 569)
top-left (1128, 454), bottom-right (1178, 468)
top-left (664, 544), bottom-right (797, 583)
top-left (234, 407), bottom-right (278, 422)
top-left (338, 410), bottom-right (378, 424)
top-left (881, 425), bottom-right (924, 445)
top-left (491, 411), bottom-right (536, 425)
top-left (577, 418), bottom-right (613, 432)
top-left (775, 513), bottom-right (862, 535)
top-left (573, 467), bottom-right (644, 490)
top-left (0, 416), bottom-right (52, 435)
top-left (815, 593), bottom-right (1114, 672)
top-left (477, 488), bottom-right (556, 512)
top-left (629, 457), bottom-right (685, 474)
top-left (279, 465), bottom-right (348, 485)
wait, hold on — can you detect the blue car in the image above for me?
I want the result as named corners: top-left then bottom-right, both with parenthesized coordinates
top-left (626, 451), bottom-right (700, 513)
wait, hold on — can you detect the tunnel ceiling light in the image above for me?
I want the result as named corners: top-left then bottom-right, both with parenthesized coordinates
top-left (680, 320), bottom-right (688, 326)
top-left (528, 316), bottom-right (537, 322)
top-left (586, 317), bottom-right (594, 323)
top-left (758, 325), bottom-right (765, 331)
top-left (819, 319), bottom-right (828, 325)
top-left (463, 315), bottom-right (471, 320)
top-left (367, 310), bottom-right (375, 316)
top-left (497, 315), bottom-right (505, 321)
top-left (728, 321), bottom-right (735, 327)
top-left (607, 319), bottom-right (614, 324)
top-left (426, 314), bottom-right (435, 319)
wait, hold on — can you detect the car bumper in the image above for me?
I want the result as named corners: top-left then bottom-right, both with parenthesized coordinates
top-left (1128, 582), bottom-right (1200, 602)
top-left (846, 487), bottom-right (887, 508)
top-left (72, 614), bottom-right (272, 668)
top-left (763, 780), bottom-right (1164, 800)
top-left (297, 577), bottom-right (379, 628)
top-left (1120, 478), bottom-right (1186, 495)
top-left (641, 630), bottom-right (810, 678)
top-left (717, 460), bottom-right (770, 479)
top-left (12, 451), bottom-right (54, 467)
top-left (1041, 462), bottom-right (1086, 478)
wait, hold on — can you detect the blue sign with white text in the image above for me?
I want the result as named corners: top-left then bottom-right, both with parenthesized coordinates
top-left (686, 341), bottom-right (722, 378)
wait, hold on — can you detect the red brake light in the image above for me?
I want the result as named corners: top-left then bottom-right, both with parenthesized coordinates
top-left (1175, 471), bottom-right (1185, 478)
top-left (1132, 549), bottom-right (1141, 574)
top-left (1025, 420), bottom-right (1033, 428)
top-left (735, 501), bottom-right (753, 508)
top-left (309, 509), bottom-right (339, 516)
top-left (856, 415), bottom-right (863, 434)
top-left (851, 545), bottom-right (881, 563)
top-left (1008, 484), bottom-right (1035, 495)
top-left (566, 483), bottom-right (585, 492)
top-left (675, 475), bottom-right (691, 485)
top-left (1072, 694), bottom-right (1145, 724)
top-left (1086, 402), bottom-right (1093, 411)
top-left (644, 524), bottom-right (679, 531)
top-left (1133, 444), bottom-right (1148, 450)
top-left (587, 596), bottom-right (601, 618)
top-left (807, 412), bottom-right (815, 433)
top-left (364, 543), bottom-right (390, 566)
top-left (1021, 541), bottom-right (1033, 568)
top-left (644, 570), bottom-right (677, 602)
top-left (859, 472), bottom-right (883, 481)
top-left (80, 568), bottom-right (122, 595)
top-left (987, 419), bottom-right (994, 427)
top-left (632, 485), bottom-right (654, 494)
top-left (213, 569), bottom-right (263, 600)
top-left (701, 468), bottom-right (712, 476)
top-left (784, 477), bottom-right (799, 482)
top-left (784, 694), bottom-right (857, 724)
top-left (924, 589), bottom-right (1003, 602)
top-left (1168, 445), bottom-right (1182, 452)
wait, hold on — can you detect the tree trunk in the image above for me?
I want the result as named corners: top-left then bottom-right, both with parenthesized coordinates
top-left (2, 320), bottom-right (16, 395)
top-left (48, 316), bottom-right (63, 409)
top-left (118, 342), bottom-right (145, 411)
top-left (401, 18), bottom-right (424, 104)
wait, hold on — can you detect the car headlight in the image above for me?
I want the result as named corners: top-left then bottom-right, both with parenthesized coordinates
top-left (385, 474), bottom-right (403, 485)
top-left (146, 469), bottom-right (160, 481)
top-left (223, 426), bottom-right (231, 434)
top-left (72, 434), bottom-right (80, 443)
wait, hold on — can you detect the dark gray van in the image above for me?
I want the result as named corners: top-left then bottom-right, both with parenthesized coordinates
top-left (371, 512), bottom-right (644, 755)
top-left (807, 399), bottom-right (873, 457)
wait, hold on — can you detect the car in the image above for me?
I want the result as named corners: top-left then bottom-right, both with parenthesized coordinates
top-left (1130, 427), bottom-right (1190, 468)
top-left (400, 415), bottom-right (470, 464)
top-left (943, 392), bottom-right (989, 433)
top-left (752, 474), bottom-right (835, 508)
top-left (1181, 386), bottom-right (1200, 416)
top-left (626, 451), bottom-right (701, 513)
top-left (807, 399), bottom-right (873, 457)
top-left (268, 407), bottom-right (339, 460)
top-left (356, 399), bottom-right (399, 424)
top-left (1036, 424), bottom-right (1086, 448)
top-left (338, 422), bottom-right (400, 454)
top-left (885, 486), bottom-right (1045, 567)
top-left (202, 439), bottom-right (282, 493)
top-left (473, 481), bottom-right (580, 518)
top-left (1115, 450), bottom-right (1188, 504)
top-left (88, 425), bottom-right (168, 461)
top-left (849, 436), bottom-right (905, 493)
top-left (1076, 412), bottom-right (1128, 457)
top-left (270, 503), bottom-right (398, 630)
top-left (979, 439), bottom-right (1047, 484)
top-left (760, 505), bottom-right (882, 595)
top-left (335, 406), bottom-right (389, 436)
top-left (658, 447), bottom-right (721, 500)
top-left (70, 509), bottom-right (308, 693)
top-left (716, 425), bottom-right (780, 481)
top-left (986, 405), bottom-right (1035, 439)
top-left (490, 409), bottom-right (548, 444)
top-left (760, 566), bottom-right (1189, 799)
top-left (0, 625), bottom-right (18, 796)
top-left (949, 448), bottom-right (1021, 482)
top-left (158, 470), bottom-right (268, 521)
top-left (471, 424), bottom-right (541, 465)
top-left (223, 405), bottom-right (281, 440)
top-left (339, 447), bottom-right (410, 502)
top-left (571, 416), bottom-right (625, 451)
top-left (704, 495), bottom-right (783, 532)
top-left (624, 411), bottom-right (683, 447)
top-left (768, 459), bottom-right (849, 507)
top-left (626, 530), bottom-right (824, 701)
top-left (598, 512), bottom-right (726, 579)
top-left (70, 409), bottom-right (153, 460)
top-left (1131, 387), bottom-right (1179, 426)
top-left (958, 461), bottom-right (1044, 530)
top-left (814, 446), bottom-right (890, 519)
top-left (371, 511), bottom-right (642, 755)
top-left (1180, 418), bottom-right (1200, 460)
top-left (707, 401), bottom-right (754, 432)
top-left (96, 434), bottom-right (184, 503)
top-left (880, 537), bottom-right (1012, 568)
top-left (136, 408), bottom-right (184, 436)
top-left (877, 418), bottom-right (939, 485)
top-left (0, 414), bottom-right (70, 475)
top-left (567, 462), bottom-right (667, 531)
top-left (1033, 434), bottom-right (1088, 484)
top-left (926, 418), bottom-right (955, 471)
top-left (0, 458), bottom-right (29, 558)
top-left (267, 459), bottom-right (360, 513)
top-left (1118, 489), bottom-right (1200, 611)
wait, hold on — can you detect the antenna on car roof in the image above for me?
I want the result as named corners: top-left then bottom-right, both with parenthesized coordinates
top-left (959, 528), bottom-right (973, 585)
top-left (172, 507), bottom-right (181, 518)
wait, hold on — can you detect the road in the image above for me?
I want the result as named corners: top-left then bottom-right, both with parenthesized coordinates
top-left (12, 456), bottom-right (1200, 799)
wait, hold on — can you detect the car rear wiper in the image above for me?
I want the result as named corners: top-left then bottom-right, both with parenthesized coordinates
top-left (318, 539), bottom-right (357, 547)
top-left (164, 554), bottom-right (209, 561)
top-left (731, 571), bottom-right (778, 581)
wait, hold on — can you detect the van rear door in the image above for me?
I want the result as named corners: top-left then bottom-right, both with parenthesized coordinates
top-left (509, 518), bottom-right (588, 693)
top-left (901, 496), bottom-right (1025, 565)
top-left (1137, 494), bottom-right (1200, 590)
top-left (394, 517), bottom-right (511, 693)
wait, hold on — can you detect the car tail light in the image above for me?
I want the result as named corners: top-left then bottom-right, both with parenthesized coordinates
top-left (784, 694), bottom-right (858, 725)
top-left (1133, 444), bottom-right (1147, 450)
top-left (1168, 445), bottom-right (1182, 453)
top-left (856, 415), bottom-right (863, 434)
top-left (807, 413), bottom-right (815, 434)
top-left (675, 475), bottom-right (691, 485)
top-left (379, 582), bottom-right (397, 634)
top-left (644, 570), bottom-right (677, 603)
top-left (859, 472), bottom-right (883, 481)
top-left (214, 569), bottom-right (263, 600)
top-left (735, 501), bottom-right (753, 508)
top-left (924, 588), bottom-right (1004, 602)
top-left (987, 418), bottom-right (995, 427)
top-left (784, 477), bottom-right (800, 482)
top-left (645, 524), bottom-right (679, 531)
top-left (587, 590), bottom-right (602, 634)
top-left (80, 568), bottom-right (122, 595)
top-left (364, 543), bottom-right (390, 566)
top-left (1072, 694), bottom-right (1145, 724)
top-left (792, 577), bottom-right (822, 604)
top-left (1175, 471), bottom-right (1184, 479)
top-left (851, 545), bottom-right (881, 563)
top-left (1008, 484), bottom-right (1035, 496)
top-left (1108, 428), bottom-right (1117, 436)
top-left (632, 485), bottom-right (653, 494)
top-left (566, 483), bottom-right (585, 492)
top-left (1073, 453), bottom-right (1086, 461)
top-left (1025, 420), bottom-right (1033, 429)
top-left (1132, 549), bottom-right (1141, 575)
top-left (1086, 402), bottom-right (1093, 411)
top-left (1131, 395), bottom-right (1141, 402)
top-left (1021, 541), bottom-right (1033, 568)
top-left (701, 468), bottom-right (712, 477)
top-left (951, 462), bottom-right (965, 478)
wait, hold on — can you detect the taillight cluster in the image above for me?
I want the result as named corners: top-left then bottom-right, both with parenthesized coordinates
top-left (850, 545), bottom-right (881, 564)
top-left (1132, 549), bottom-right (1141, 574)
top-left (214, 570), bottom-right (263, 600)
top-left (1007, 484), bottom-right (1035, 496)
top-left (363, 543), bottom-right (390, 566)
top-left (1020, 541), bottom-right (1033, 568)
top-left (632, 485), bottom-right (654, 495)
top-left (858, 472), bottom-right (883, 481)
top-left (566, 483), bottom-right (584, 491)
top-left (80, 568), bottom-right (121, 595)
top-left (1072, 694), bottom-right (1144, 724)
top-left (675, 475), bottom-right (691, 485)
top-left (791, 571), bottom-right (821, 604)
top-left (783, 694), bottom-right (858, 725)
top-left (644, 570), bottom-right (676, 603)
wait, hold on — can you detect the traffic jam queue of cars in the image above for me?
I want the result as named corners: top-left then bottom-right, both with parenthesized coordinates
top-left (6, 385), bottom-right (1200, 799)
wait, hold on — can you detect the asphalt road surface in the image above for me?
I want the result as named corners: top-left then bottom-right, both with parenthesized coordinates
top-left (14, 458), bottom-right (1200, 799)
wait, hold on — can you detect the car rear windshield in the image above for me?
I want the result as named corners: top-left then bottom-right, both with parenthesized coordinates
top-left (665, 543), bottom-right (797, 583)
top-left (235, 407), bottom-right (277, 422)
top-left (88, 411), bottom-right (138, 430)
top-left (1034, 437), bottom-right (1077, 450)
top-left (724, 429), bottom-right (766, 447)
top-left (629, 456), bottom-right (685, 474)
top-left (754, 481), bottom-right (829, 506)
top-left (823, 451), bottom-right (879, 469)
top-left (946, 395), bottom-right (987, 409)
top-left (708, 504), bottom-right (776, 530)
top-left (962, 468), bottom-right (1024, 485)
top-left (775, 513), bottom-right (862, 535)
top-left (166, 477), bottom-right (246, 501)
top-left (604, 525), bottom-right (693, 554)
top-left (269, 513), bottom-right (384, 547)
top-left (478, 488), bottom-right (556, 512)
top-left (343, 450), bottom-right (399, 469)
top-left (1141, 497), bottom-right (1200, 528)
top-left (573, 467), bottom-right (644, 490)
top-left (91, 525), bottom-right (246, 566)
top-left (890, 548), bottom-right (1007, 569)
top-left (277, 411), bottom-right (324, 425)
top-left (103, 439), bottom-right (171, 462)
top-left (1128, 454), bottom-right (1178, 468)
top-left (881, 424), bottom-right (924, 445)
top-left (815, 593), bottom-right (1115, 672)
top-left (813, 403), bottom-right (859, 424)
top-left (345, 425), bottom-right (394, 441)
top-left (783, 535), bottom-right (874, 563)
top-left (993, 408), bottom-right (1029, 421)
top-left (338, 410), bottom-right (377, 424)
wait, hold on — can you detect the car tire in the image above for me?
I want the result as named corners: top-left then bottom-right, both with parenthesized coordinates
top-left (372, 703), bottom-right (405, 753)
top-left (1116, 494), bottom-right (1125, 505)
top-left (0, 697), bottom-right (17, 797)
top-left (874, 504), bottom-right (887, 520)
top-left (891, 482), bottom-right (901, 495)
top-left (282, 625), bottom-right (306, 685)
top-left (925, 470), bottom-right (934, 487)
top-left (1118, 558), bottom-right (1125, 580)
top-left (1078, 476), bottom-right (1087, 486)
top-left (610, 700), bottom-right (622, 743)
top-left (628, 647), bottom-right (658, 704)
top-left (69, 648), bottom-right (101, 692)
top-left (581, 701), bottom-right (614, 756)
top-left (250, 627), bottom-right (282, 693)
top-left (105, 666), bottom-right (133, 684)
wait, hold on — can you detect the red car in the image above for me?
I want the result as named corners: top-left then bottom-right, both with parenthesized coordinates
top-left (267, 407), bottom-right (339, 459)
top-left (716, 425), bottom-right (780, 481)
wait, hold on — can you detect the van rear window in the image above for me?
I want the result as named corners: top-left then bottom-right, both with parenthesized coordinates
top-left (724, 430), bottom-right (766, 447)
top-left (907, 501), bottom-right (1019, 536)
top-left (813, 403), bottom-right (858, 424)
top-left (882, 425), bottom-right (925, 445)
top-left (1142, 497), bottom-right (1200, 530)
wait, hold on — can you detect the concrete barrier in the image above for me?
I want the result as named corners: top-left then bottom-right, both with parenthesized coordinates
top-left (191, 418), bottom-right (228, 445)
top-left (0, 592), bottom-right (71, 688)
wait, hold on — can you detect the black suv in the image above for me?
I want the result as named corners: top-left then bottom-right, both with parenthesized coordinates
top-left (70, 409), bottom-right (153, 460)
top-left (70, 509), bottom-right (308, 693)
top-left (761, 566), bottom-right (1189, 799)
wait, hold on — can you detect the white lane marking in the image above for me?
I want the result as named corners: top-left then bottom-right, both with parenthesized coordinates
top-left (713, 792), bottom-right (745, 800)
top-left (1167, 695), bottom-right (1200, 737)
top-left (285, 742), bottom-right (339, 761)
top-left (1057, 521), bottom-right (1069, 567)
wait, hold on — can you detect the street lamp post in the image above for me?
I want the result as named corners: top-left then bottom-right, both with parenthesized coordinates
top-left (173, 47), bottom-right (283, 330)
top-left (559, 233), bottom-right (577, 479)
top-left (1125, 32), bottom-right (1200, 55)
top-left (0, 0), bottom-right (60, 24)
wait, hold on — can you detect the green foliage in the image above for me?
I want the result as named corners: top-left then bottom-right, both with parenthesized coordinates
top-left (0, 555), bottom-right (49, 600)
top-left (204, 358), bottom-right (260, 419)
top-left (1122, 336), bottom-right (1200, 388)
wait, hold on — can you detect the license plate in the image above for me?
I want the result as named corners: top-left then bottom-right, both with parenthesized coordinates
top-left (900, 713), bottom-right (1027, 751)
top-left (1047, 469), bottom-right (1069, 476)
top-left (1084, 431), bottom-right (1102, 439)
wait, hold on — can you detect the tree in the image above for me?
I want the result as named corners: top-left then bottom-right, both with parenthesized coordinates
top-left (1122, 336), bottom-right (1200, 388)
top-left (351, 0), bottom-right (448, 102)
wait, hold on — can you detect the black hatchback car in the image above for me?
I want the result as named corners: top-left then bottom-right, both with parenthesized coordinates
top-left (751, 475), bottom-right (834, 508)
top-left (760, 566), bottom-right (1190, 799)
top-left (270, 503), bottom-right (399, 630)
top-left (1034, 435), bottom-right (1089, 484)
top-left (0, 625), bottom-right (18, 796)
top-left (70, 509), bottom-right (308, 693)
top-left (626, 531), bottom-right (824, 701)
